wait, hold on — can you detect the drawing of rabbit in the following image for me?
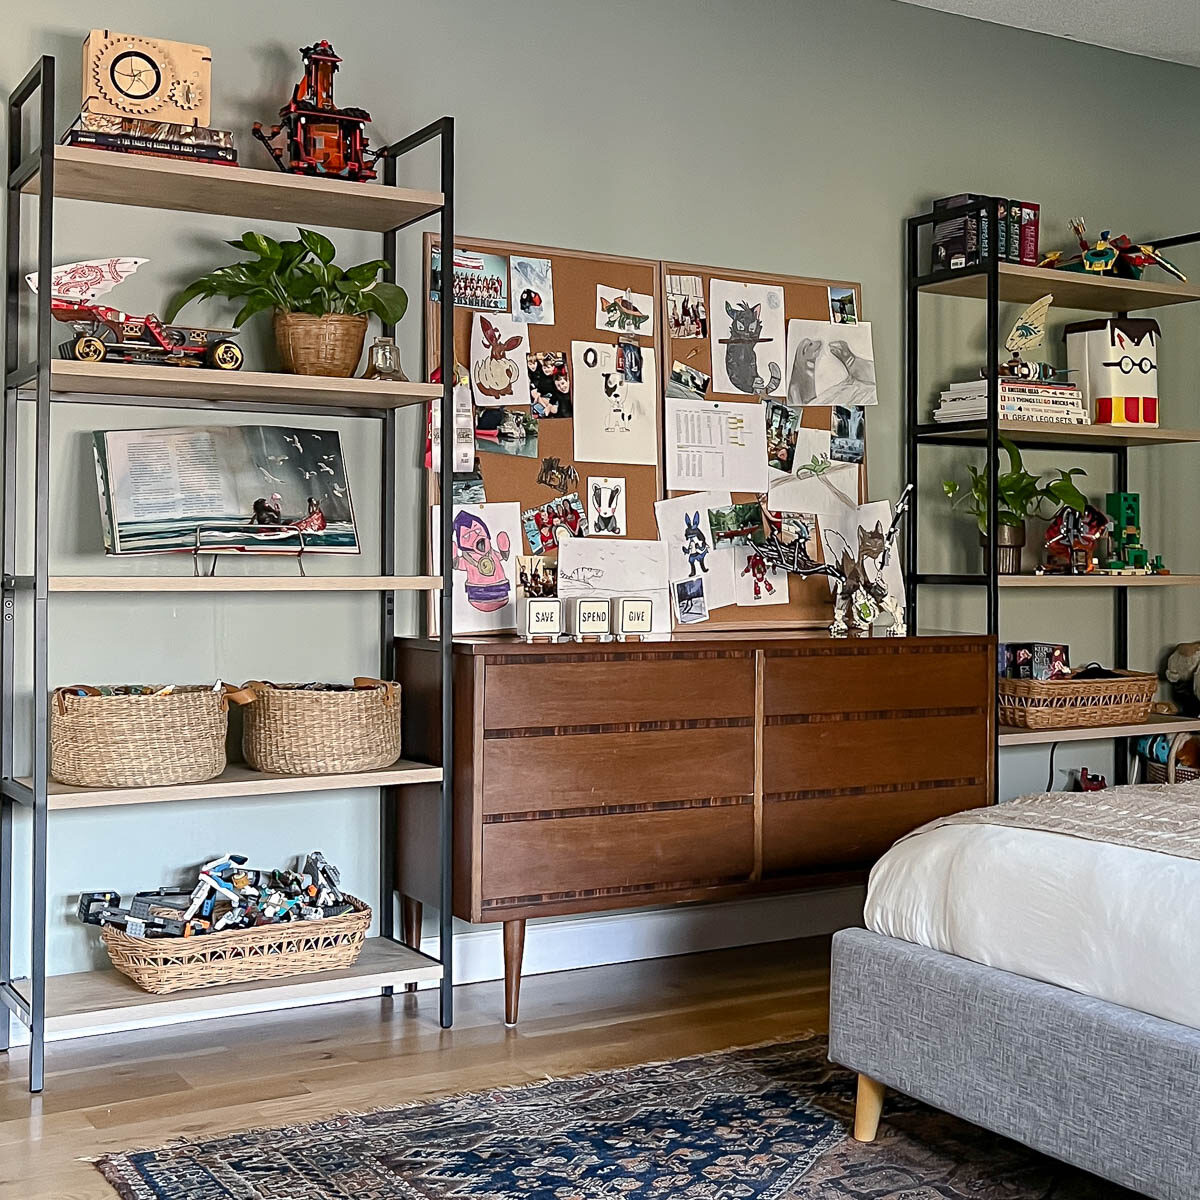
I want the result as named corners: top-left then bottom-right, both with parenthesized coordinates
top-left (473, 316), bottom-right (523, 399)
top-left (684, 511), bottom-right (709, 577)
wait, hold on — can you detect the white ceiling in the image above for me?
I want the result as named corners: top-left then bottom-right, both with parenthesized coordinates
top-left (893, 0), bottom-right (1200, 68)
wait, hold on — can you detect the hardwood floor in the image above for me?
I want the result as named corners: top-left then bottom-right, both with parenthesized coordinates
top-left (0, 936), bottom-right (833, 1200)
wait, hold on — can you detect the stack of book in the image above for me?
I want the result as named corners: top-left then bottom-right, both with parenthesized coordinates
top-left (931, 194), bottom-right (1039, 270)
top-left (933, 379), bottom-right (1089, 426)
top-left (62, 110), bottom-right (237, 167)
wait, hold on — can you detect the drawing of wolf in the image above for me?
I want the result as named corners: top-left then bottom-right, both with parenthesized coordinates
top-left (722, 301), bottom-right (781, 395)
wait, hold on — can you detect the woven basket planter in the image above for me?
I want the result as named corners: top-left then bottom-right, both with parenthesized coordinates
top-left (50, 685), bottom-right (246, 788)
top-left (274, 311), bottom-right (367, 377)
top-left (100, 895), bottom-right (371, 994)
top-left (998, 669), bottom-right (1157, 731)
top-left (242, 678), bottom-right (402, 775)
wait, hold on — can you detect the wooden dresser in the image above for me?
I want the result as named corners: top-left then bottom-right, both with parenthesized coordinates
top-left (394, 631), bottom-right (994, 1022)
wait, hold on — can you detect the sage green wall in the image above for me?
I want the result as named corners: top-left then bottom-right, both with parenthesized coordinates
top-left (3, 0), bottom-right (1200, 975)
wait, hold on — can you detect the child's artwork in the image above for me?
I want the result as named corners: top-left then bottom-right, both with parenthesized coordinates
top-left (535, 455), bottom-right (579, 495)
top-left (765, 401), bottom-right (801, 472)
top-left (666, 360), bottom-right (711, 401)
top-left (433, 502), bottom-right (521, 633)
top-left (673, 577), bottom-right (709, 624)
top-left (735, 547), bottom-right (788, 607)
top-left (707, 502), bottom-right (765, 547)
top-left (595, 285), bottom-right (654, 335)
top-left (766, 426), bottom-right (857, 515)
top-left (709, 278), bottom-right (786, 397)
top-left (831, 404), bottom-right (866, 463)
top-left (818, 499), bottom-right (905, 623)
top-left (587, 476), bottom-right (626, 536)
top-left (431, 246), bottom-right (508, 311)
top-left (511, 255), bottom-right (555, 324)
top-left (475, 407), bottom-right (538, 458)
top-left (517, 553), bottom-right (558, 598)
top-left (786, 319), bottom-right (878, 407)
top-left (527, 351), bottom-right (572, 418)
top-left (654, 490), bottom-right (736, 611)
top-left (571, 342), bottom-right (658, 466)
top-left (666, 273), bottom-right (706, 339)
top-left (522, 492), bottom-right (586, 554)
top-left (471, 313), bottom-right (530, 406)
top-left (92, 425), bottom-right (357, 555)
top-left (828, 286), bottom-right (858, 324)
top-left (558, 538), bottom-right (671, 634)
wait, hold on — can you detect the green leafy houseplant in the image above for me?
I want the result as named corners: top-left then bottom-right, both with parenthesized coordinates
top-left (166, 229), bottom-right (409, 378)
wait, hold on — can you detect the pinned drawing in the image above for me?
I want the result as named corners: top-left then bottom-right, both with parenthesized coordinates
top-left (571, 342), bottom-right (658, 466)
top-left (683, 509), bottom-right (710, 576)
top-left (535, 455), bottom-right (579, 494)
top-left (767, 425), bottom-right (857, 515)
top-left (786, 319), bottom-right (878, 407)
top-left (587, 477), bottom-right (626, 536)
top-left (596, 285), bottom-right (654, 334)
top-left (511, 255), bottom-right (555, 324)
top-left (433, 502), bottom-right (521, 633)
top-left (528, 350), bottom-right (572, 418)
top-left (471, 312), bottom-right (530, 404)
top-left (654, 490), bottom-right (737, 612)
top-left (557, 538), bottom-right (671, 633)
top-left (737, 549), bottom-right (786, 606)
top-left (710, 278), bottom-right (785, 397)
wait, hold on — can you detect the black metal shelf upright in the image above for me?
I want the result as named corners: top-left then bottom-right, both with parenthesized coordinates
top-left (904, 196), bottom-right (1200, 795)
top-left (1, 55), bottom-right (457, 1093)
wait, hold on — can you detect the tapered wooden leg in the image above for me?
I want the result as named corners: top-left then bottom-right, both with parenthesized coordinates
top-left (853, 1073), bottom-right (886, 1142)
top-left (401, 896), bottom-right (422, 992)
top-left (503, 918), bottom-right (526, 1026)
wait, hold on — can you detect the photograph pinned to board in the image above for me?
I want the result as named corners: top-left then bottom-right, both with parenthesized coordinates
top-left (654, 490), bottom-right (736, 611)
top-left (666, 272), bottom-right (706, 339)
top-left (92, 425), bottom-right (357, 556)
top-left (818, 498), bottom-right (905, 626)
top-left (587, 476), bottom-right (626, 536)
top-left (666, 360), bottom-right (711, 401)
top-left (451, 461), bottom-right (486, 506)
top-left (571, 341), bottom-right (659, 466)
top-left (511, 255), bottom-right (555, 324)
top-left (664, 395), bottom-right (768, 493)
top-left (471, 312), bottom-right (531, 405)
top-left (517, 553), bottom-right (558, 599)
top-left (786, 319), bottom-right (877, 407)
top-left (765, 400), bottom-right (801, 473)
top-left (828, 286), bottom-right (858, 324)
top-left (535, 455), bottom-right (579, 495)
top-left (617, 340), bottom-right (643, 383)
top-left (735, 544), bottom-right (788, 607)
top-left (766, 425), bottom-right (857, 515)
top-left (522, 492), bottom-right (587, 554)
top-left (709, 277), bottom-right (786, 397)
top-left (527, 351), bottom-right (572, 418)
top-left (595, 285), bottom-right (654, 335)
top-left (673, 577), bottom-right (709, 625)
top-left (430, 245), bottom-right (509, 311)
top-left (433, 502), bottom-right (521, 633)
top-left (475, 407), bottom-right (539, 459)
top-left (831, 404), bottom-right (865, 463)
top-left (708, 501), bottom-right (765, 547)
top-left (557, 538), bottom-right (671, 634)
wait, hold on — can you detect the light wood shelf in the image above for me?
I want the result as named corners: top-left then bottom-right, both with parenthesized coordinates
top-left (997, 574), bottom-right (1200, 588)
top-left (920, 420), bottom-right (1200, 447)
top-left (24, 360), bottom-right (440, 410)
top-left (919, 262), bottom-right (1200, 311)
top-left (35, 937), bottom-right (441, 1039)
top-left (46, 575), bottom-right (440, 593)
top-left (24, 760), bottom-right (442, 812)
top-left (25, 144), bottom-right (444, 233)
top-left (998, 713), bottom-right (1200, 747)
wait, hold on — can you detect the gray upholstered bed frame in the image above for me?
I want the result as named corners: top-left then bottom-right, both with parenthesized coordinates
top-left (829, 928), bottom-right (1200, 1200)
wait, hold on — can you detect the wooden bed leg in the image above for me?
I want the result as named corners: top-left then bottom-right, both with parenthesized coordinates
top-left (853, 1073), bottom-right (886, 1142)
top-left (503, 918), bottom-right (526, 1027)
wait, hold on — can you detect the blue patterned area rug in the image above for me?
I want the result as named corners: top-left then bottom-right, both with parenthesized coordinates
top-left (95, 1035), bottom-right (1133, 1199)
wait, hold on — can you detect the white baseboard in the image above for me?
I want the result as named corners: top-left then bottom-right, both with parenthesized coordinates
top-left (14, 887), bottom-right (863, 1047)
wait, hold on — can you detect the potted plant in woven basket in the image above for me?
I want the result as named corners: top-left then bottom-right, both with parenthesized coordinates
top-left (943, 437), bottom-right (1088, 574)
top-left (166, 229), bottom-right (408, 377)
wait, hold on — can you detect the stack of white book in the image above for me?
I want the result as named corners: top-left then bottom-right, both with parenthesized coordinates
top-left (933, 379), bottom-right (1089, 425)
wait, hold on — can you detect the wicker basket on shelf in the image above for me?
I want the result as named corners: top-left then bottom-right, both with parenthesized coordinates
top-left (998, 669), bottom-right (1157, 731)
top-left (50, 684), bottom-right (251, 788)
top-left (99, 895), bottom-right (371, 994)
top-left (241, 678), bottom-right (402, 775)
top-left (1145, 732), bottom-right (1200, 784)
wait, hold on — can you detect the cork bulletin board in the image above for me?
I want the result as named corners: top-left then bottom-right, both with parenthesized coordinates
top-left (423, 235), bottom-right (663, 543)
top-left (660, 261), bottom-right (868, 630)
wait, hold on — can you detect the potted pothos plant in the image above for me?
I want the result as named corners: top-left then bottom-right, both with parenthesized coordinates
top-left (943, 437), bottom-right (1088, 574)
top-left (165, 229), bottom-right (408, 378)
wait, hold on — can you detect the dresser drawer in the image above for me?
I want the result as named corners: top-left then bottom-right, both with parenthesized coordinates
top-left (482, 726), bottom-right (754, 815)
top-left (480, 804), bottom-right (754, 904)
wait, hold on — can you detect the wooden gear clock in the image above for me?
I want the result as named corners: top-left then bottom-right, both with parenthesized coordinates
top-left (81, 30), bottom-right (212, 126)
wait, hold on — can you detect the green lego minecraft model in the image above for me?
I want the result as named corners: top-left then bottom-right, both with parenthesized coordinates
top-left (1101, 491), bottom-right (1153, 574)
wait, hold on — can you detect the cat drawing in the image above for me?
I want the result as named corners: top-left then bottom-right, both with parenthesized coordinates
top-left (788, 337), bottom-right (822, 406)
top-left (723, 301), bottom-right (781, 395)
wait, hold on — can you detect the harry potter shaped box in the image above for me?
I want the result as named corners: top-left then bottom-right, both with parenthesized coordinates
top-left (1065, 317), bottom-right (1160, 426)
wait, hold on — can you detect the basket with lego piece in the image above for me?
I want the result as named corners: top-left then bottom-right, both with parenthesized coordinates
top-left (241, 678), bottom-right (402, 776)
top-left (1139, 730), bottom-right (1200, 784)
top-left (998, 666), bottom-right (1157, 731)
top-left (50, 682), bottom-right (255, 788)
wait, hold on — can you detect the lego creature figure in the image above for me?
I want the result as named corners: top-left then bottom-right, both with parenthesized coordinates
top-left (451, 510), bottom-right (512, 612)
top-left (742, 551), bottom-right (777, 600)
top-left (683, 511), bottom-right (709, 577)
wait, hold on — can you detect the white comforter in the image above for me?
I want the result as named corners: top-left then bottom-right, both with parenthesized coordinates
top-left (865, 822), bottom-right (1200, 1030)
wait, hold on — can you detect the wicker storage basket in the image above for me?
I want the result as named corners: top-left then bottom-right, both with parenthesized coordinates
top-left (998, 669), bottom-right (1157, 731)
top-left (50, 685), bottom-right (247, 788)
top-left (1146, 733), bottom-right (1200, 784)
top-left (99, 895), bottom-right (371, 994)
top-left (274, 311), bottom-right (367, 377)
top-left (242, 678), bottom-right (402, 775)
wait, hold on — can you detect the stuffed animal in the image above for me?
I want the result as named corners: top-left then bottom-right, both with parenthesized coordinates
top-left (1165, 641), bottom-right (1200, 715)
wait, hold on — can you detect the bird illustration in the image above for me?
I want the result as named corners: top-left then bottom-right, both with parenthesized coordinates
top-left (258, 465), bottom-right (284, 485)
top-left (316, 461), bottom-right (334, 474)
top-left (284, 434), bottom-right (303, 453)
top-left (332, 483), bottom-right (346, 498)
top-left (267, 454), bottom-right (289, 466)
top-left (299, 467), bottom-right (317, 482)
